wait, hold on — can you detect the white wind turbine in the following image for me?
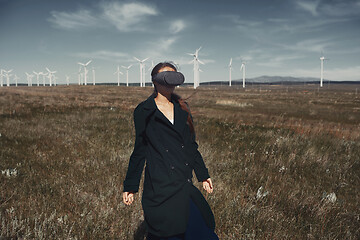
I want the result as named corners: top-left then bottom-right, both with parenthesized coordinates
top-left (134, 57), bottom-right (148, 87)
top-left (320, 53), bottom-right (329, 87)
top-left (114, 66), bottom-right (123, 86)
top-left (46, 68), bottom-right (56, 86)
top-left (187, 46), bottom-right (204, 89)
top-left (40, 72), bottom-right (47, 86)
top-left (33, 71), bottom-right (41, 86)
top-left (77, 66), bottom-right (82, 85)
top-left (3, 69), bottom-right (13, 87)
top-left (229, 58), bottom-right (233, 87)
top-left (77, 60), bottom-right (92, 85)
top-left (121, 65), bottom-right (132, 87)
top-left (240, 61), bottom-right (246, 88)
top-left (13, 75), bottom-right (19, 87)
top-left (65, 75), bottom-right (70, 86)
top-left (91, 67), bottom-right (96, 85)
top-left (0, 70), bottom-right (4, 87)
top-left (25, 72), bottom-right (34, 86)
top-left (148, 61), bottom-right (155, 87)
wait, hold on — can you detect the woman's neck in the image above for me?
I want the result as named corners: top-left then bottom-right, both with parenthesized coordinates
top-left (155, 91), bottom-right (172, 104)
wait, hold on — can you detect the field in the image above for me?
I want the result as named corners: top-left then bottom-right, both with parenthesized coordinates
top-left (1, 84), bottom-right (359, 239)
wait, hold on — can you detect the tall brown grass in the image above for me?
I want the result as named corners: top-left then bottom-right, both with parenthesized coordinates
top-left (1, 85), bottom-right (359, 239)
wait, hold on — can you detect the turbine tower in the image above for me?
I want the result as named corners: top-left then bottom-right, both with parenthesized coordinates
top-left (320, 54), bottom-right (329, 87)
top-left (229, 58), bottom-right (233, 87)
top-left (148, 61), bottom-right (155, 87)
top-left (3, 69), bottom-right (13, 87)
top-left (77, 60), bottom-right (92, 85)
top-left (114, 66), bottom-right (123, 86)
top-left (13, 75), bottom-right (19, 87)
top-left (121, 65), bottom-right (132, 87)
top-left (0, 70), bottom-right (4, 87)
top-left (77, 66), bottom-right (82, 85)
top-left (134, 57), bottom-right (148, 87)
top-left (40, 72), bottom-right (47, 86)
top-left (187, 46), bottom-right (204, 89)
top-left (46, 68), bottom-right (56, 86)
top-left (92, 67), bottom-right (96, 85)
top-left (25, 72), bottom-right (34, 86)
top-left (66, 75), bottom-right (70, 86)
top-left (240, 61), bottom-right (246, 88)
top-left (33, 71), bottom-right (41, 86)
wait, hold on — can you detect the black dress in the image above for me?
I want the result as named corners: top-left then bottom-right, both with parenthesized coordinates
top-left (123, 93), bottom-right (218, 239)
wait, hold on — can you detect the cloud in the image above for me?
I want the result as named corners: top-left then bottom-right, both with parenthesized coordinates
top-left (48, 9), bottom-right (100, 30)
top-left (138, 37), bottom-right (178, 59)
top-left (295, 0), bottom-right (320, 16)
top-left (101, 2), bottom-right (158, 32)
top-left (281, 38), bottom-right (333, 53)
top-left (48, 2), bottom-right (159, 32)
top-left (169, 20), bottom-right (186, 34)
top-left (72, 50), bottom-right (130, 62)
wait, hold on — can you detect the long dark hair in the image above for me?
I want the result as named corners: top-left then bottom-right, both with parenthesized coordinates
top-left (151, 62), bottom-right (195, 135)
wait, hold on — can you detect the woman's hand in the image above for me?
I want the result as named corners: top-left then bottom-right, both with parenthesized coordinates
top-left (123, 192), bottom-right (134, 205)
top-left (202, 178), bottom-right (214, 194)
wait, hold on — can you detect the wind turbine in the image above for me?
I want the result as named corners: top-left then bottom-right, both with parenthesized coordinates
top-left (121, 65), bottom-right (132, 87)
top-left (40, 72), bottom-right (47, 86)
top-left (25, 72), bottom-right (34, 86)
top-left (77, 60), bottom-right (92, 85)
top-left (229, 58), bottom-right (233, 87)
top-left (33, 71), bottom-right (41, 86)
top-left (92, 67), bottom-right (96, 85)
top-left (53, 76), bottom-right (58, 86)
top-left (148, 61), bottom-right (155, 87)
top-left (13, 75), bottom-right (19, 87)
top-left (320, 53), bottom-right (329, 87)
top-left (114, 66), bottom-right (123, 86)
top-left (240, 61), bottom-right (246, 88)
top-left (3, 69), bottom-right (13, 87)
top-left (0, 70), bottom-right (4, 87)
top-left (187, 46), bottom-right (204, 89)
top-left (65, 75), bottom-right (70, 86)
top-left (134, 57), bottom-right (148, 87)
top-left (77, 66), bottom-right (82, 85)
top-left (46, 68), bottom-right (56, 86)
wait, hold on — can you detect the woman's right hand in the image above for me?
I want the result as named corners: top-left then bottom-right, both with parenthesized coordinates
top-left (123, 192), bottom-right (134, 205)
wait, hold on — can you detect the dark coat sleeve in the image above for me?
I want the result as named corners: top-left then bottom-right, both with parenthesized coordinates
top-left (186, 103), bottom-right (210, 182)
top-left (123, 104), bottom-right (147, 193)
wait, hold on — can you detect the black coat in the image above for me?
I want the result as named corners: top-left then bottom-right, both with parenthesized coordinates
top-left (123, 93), bottom-right (215, 237)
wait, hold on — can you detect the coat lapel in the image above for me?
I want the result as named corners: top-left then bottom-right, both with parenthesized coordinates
top-left (142, 93), bottom-right (188, 137)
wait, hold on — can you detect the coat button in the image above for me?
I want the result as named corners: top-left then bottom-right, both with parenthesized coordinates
top-left (165, 149), bottom-right (169, 152)
top-left (181, 145), bottom-right (184, 148)
top-left (171, 166), bottom-right (175, 170)
top-left (187, 178), bottom-right (191, 183)
top-left (185, 162), bottom-right (189, 166)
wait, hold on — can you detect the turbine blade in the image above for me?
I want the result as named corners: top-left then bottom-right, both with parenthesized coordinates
top-left (85, 60), bottom-right (92, 66)
top-left (142, 57), bottom-right (149, 62)
top-left (198, 59), bottom-right (205, 65)
top-left (134, 57), bottom-right (141, 62)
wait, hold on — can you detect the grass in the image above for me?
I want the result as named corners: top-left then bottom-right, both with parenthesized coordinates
top-left (1, 84), bottom-right (359, 239)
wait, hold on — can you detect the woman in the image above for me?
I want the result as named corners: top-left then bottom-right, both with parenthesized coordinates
top-left (123, 62), bottom-right (219, 240)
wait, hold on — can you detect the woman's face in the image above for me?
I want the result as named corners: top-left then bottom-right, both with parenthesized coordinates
top-left (154, 67), bottom-right (176, 94)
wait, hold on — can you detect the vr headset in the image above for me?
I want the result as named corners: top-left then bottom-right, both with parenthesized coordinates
top-left (152, 71), bottom-right (185, 86)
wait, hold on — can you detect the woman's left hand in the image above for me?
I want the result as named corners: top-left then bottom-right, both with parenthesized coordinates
top-left (202, 178), bottom-right (213, 194)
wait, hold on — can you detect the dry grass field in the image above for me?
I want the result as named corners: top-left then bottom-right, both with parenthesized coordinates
top-left (1, 84), bottom-right (359, 239)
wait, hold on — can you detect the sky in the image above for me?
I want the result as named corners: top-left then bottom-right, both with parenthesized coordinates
top-left (0, 0), bottom-right (360, 85)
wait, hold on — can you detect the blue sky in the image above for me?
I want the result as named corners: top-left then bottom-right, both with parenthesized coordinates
top-left (1, 0), bottom-right (360, 85)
